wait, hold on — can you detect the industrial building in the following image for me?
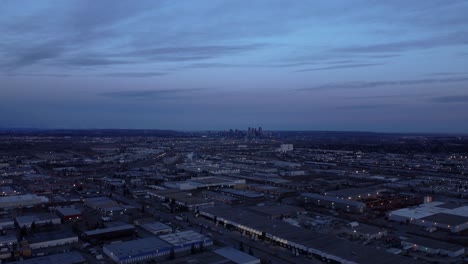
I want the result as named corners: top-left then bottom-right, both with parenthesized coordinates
top-left (301, 193), bottom-right (366, 213)
top-left (103, 237), bottom-right (173, 264)
top-left (10, 251), bottom-right (85, 264)
top-left (388, 201), bottom-right (468, 233)
top-left (104, 232), bottom-right (212, 264)
top-left (55, 206), bottom-right (82, 221)
top-left (159, 230), bottom-right (213, 253)
top-left (134, 219), bottom-right (172, 235)
top-left (0, 235), bottom-right (17, 246)
top-left (27, 230), bottom-right (78, 249)
top-left (325, 187), bottom-right (389, 200)
top-left (200, 206), bottom-right (414, 264)
top-left (0, 194), bottom-right (48, 209)
top-left (83, 196), bottom-right (135, 216)
top-left (147, 190), bottom-right (214, 210)
top-left (343, 223), bottom-right (387, 241)
top-left (401, 236), bottom-right (465, 257)
top-left (83, 223), bottom-right (135, 240)
top-left (214, 247), bottom-right (260, 264)
top-left (163, 176), bottom-right (245, 190)
top-left (16, 213), bottom-right (61, 228)
top-left (247, 204), bottom-right (305, 219)
top-left (0, 218), bottom-right (15, 229)
top-left (219, 188), bottom-right (264, 201)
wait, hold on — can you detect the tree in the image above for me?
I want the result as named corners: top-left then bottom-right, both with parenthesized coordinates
top-left (72, 221), bottom-right (80, 234)
top-left (191, 243), bottom-right (196, 254)
top-left (20, 225), bottom-right (28, 239)
top-left (199, 242), bottom-right (204, 253)
top-left (168, 247), bottom-right (175, 260)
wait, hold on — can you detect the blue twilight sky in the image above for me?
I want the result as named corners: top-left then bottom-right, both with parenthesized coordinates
top-left (1, 0), bottom-right (468, 132)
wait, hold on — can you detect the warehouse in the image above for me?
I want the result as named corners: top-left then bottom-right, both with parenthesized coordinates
top-left (247, 204), bottom-right (305, 219)
top-left (200, 206), bottom-right (415, 264)
top-left (83, 196), bottom-right (130, 216)
top-left (0, 218), bottom-right (15, 229)
top-left (16, 213), bottom-right (61, 228)
top-left (219, 188), bottom-right (264, 201)
top-left (147, 190), bottom-right (214, 210)
top-left (159, 230), bottom-right (213, 253)
top-left (0, 194), bottom-right (48, 209)
top-left (11, 251), bottom-right (85, 264)
top-left (103, 237), bottom-right (172, 264)
top-left (301, 193), bottom-right (366, 213)
top-left (134, 219), bottom-right (172, 235)
top-left (55, 206), bottom-right (82, 221)
top-left (388, 202), bottom-right (468, 233)
top-left (27, 230), bottom-right (78, 249)
top-left (83, 224), bottom-right (135, 240)
top-left (325, 187), bottom-right (388, 200)
top-left (214, 247), bottom-right (260, 264)
top-left (0, 235), bottom-right (17, 246)
top-left (343, 223), bottom-right (387, 241)
top-left (401, 236), bottom-right (465, 257)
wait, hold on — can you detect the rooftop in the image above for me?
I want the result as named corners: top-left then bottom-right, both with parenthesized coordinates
top-left (159, 230), bottom-right (211, 247)
top-left (84, 224), bottom-right (135, 236)
top-left (27, 230), bottom-right (76, 244)
top-left (302, 193), bottom-right (366, 207)
top-left (104, 237), bottom-right (172, 259)
top-left (405, 236), bottom-right (465, 251)
top-left (56, 206), bottom-right (81, 216)
top-left (11, 252), bottom-right (85, 264)
top-left (421, 213), bottom-right (468, 226)
top-left (214, 247), bottom-right (260, 264)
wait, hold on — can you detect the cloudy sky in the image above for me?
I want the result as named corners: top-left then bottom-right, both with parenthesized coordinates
top-left (1, 0), bottom-right (467, 132)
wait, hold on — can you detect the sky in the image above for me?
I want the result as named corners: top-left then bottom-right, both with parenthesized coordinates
top-left (1, 0), bottom-right (468, 133)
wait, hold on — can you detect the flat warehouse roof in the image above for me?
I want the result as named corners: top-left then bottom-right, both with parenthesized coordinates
top-left (214, 247), bottom-right (260, 264)
top-left (104, 237), bottom-right (172, 259)
top-left (159, 231), bottom-right (211, 246)
top-left (421, 213), bottom-right (468, 226)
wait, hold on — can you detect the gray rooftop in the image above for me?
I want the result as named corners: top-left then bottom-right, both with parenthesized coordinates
top-left (405, 236), bottom-right (465, 252)
top-left (159, 230), bottom-right (211, 247)
top-left (84, 224), bottom-right (134, 236)
top-left (11, 251), bottom-right (85, 264)
top-left (104, 237), bottom-right (172, 259)
top-left (421, 212), bottom-right (468, 226)
top-left (214, 247), bottom-right (260, 264)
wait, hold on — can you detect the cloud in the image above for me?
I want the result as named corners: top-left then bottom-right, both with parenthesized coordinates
top-left (295, 63), bottom-right (383, 72)
top-left (106, 44), bottom-right (268, 64)
top-left (300, 76), bottom-right (468, 91)
top-left (333, 31), bottom-right (468, 54)
top-left (425, 72), bottom-right (468, 76)
top-left (100, 72), bottom-right (167, 78)
top-left (349, 93), bottom-right (429, 99)
top-left (430, 95), bottom-right (468, 103)
top-left (336, 104), bottom-right (400, 110)
top-left (99, 88), bottom-right (205, 100)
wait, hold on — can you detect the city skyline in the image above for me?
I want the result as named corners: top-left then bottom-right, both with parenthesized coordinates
top-left (1, 1), bottom-right (468, 132)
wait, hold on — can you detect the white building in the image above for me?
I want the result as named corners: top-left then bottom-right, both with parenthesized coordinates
top-left (388, 202), bottom-right (468, 233)
top-left (277, 144), bottom-right (293, 152)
